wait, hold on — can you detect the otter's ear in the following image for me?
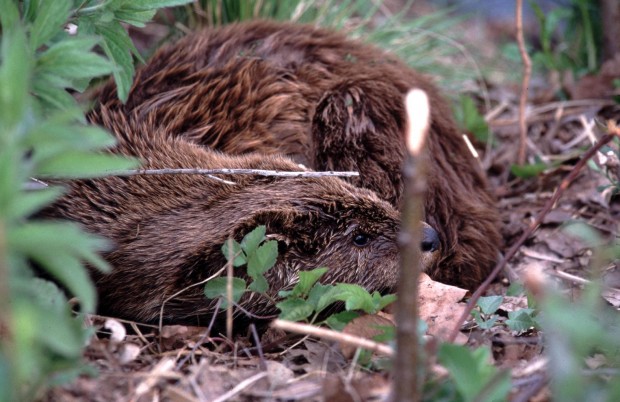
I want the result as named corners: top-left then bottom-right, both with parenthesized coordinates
top-left (311, 80), bottom-right (405, 205)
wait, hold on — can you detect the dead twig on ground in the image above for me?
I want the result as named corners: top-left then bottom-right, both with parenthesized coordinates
top-left (448, 122), bottom-right (620, 343)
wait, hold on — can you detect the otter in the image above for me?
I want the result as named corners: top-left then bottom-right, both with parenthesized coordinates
top-left (43, 109), bottom-right (440, 324)
top-left (91, 20), bottom-right (501, 290)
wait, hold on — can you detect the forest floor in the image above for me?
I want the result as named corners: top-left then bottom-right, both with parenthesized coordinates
top-left (44, 8), bottom-right (620, 402)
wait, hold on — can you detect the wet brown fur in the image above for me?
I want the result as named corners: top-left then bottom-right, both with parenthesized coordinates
top-left (92, 21), bottom-right (501, 289)
top-left (44, 21), bottom-right (500, 324)
top-left (45, 110), bottom-right (403, 324)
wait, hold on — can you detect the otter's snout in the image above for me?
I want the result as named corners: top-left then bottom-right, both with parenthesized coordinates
top-left (421, 225), bottom-right (440, 253)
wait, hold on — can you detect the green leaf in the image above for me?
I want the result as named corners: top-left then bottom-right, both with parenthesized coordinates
top-left (36, 37), bottom-right (113, 83)
top-left (373, 291), bottom-right (397, 311)
top-left (325, 311), bottom-right (359, 331)
top-left (30, 0), bottom-right (71, 50)
top-left (8, 222), bottom-right (110, 312)
top-left (240, 225), bottom-right (266, 254)
top-left (510, 162), bottom-right (549, 178)
top-left (281, 267), bottom-right (328, 298)
top-left (477, 295), bottom-right (503, 315)
top-left (307, 283), bottom-right (336, 313)
top-left (123, 0), bottom-right (195, 10)
top-left (248, 275), bottom-right (268, 294)
top-left (94, 21), bottom-right (136, 102)
top-left (438, 344), bottom-right (511, 402)
top-left (37, 151), bottom-right (137, 178)
top-left (276, 298), bottom-right (314, 322)
top-left (113, 8), bottom-right (157, 27)
top-left (203, 277), bottom-right (246, 309)
top-left (0, 26), bottom-right (31, 130)
top-left (477, 315), bottom-right (499, 330)
top-left (7, 186), bottom-right (63, 219)
top-left (506, 310), bottom-right (537, 332)
top-left (331, 284), bottom-right (376, 313)
top-left (247, 240), bottom-right (278, 276)
top-left (221, 239), bottom-right (246, 267)
top-left (453, 94), bottom-right (489, 143)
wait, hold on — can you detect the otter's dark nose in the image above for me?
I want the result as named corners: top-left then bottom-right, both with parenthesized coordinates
top-left (421, 226), bottom-right (440, 252)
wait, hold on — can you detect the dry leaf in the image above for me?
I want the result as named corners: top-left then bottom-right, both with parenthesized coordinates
top-left (418, 273), bottom-right (469, 341)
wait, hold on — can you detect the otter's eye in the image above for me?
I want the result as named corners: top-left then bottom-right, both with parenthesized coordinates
top-left (353, 233), bottom-right (371, 247)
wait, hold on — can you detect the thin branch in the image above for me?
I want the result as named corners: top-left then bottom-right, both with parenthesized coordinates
top-left (271, 319), bottom-right (393, 356)
top-left (448, 125), bottom-right (620, 343)
top-left (516, 0), bottom-right (532, 165)
top-left (393, 90), bottom-right (430, 402)
top-left (100, 168), bottom-right (359, 179)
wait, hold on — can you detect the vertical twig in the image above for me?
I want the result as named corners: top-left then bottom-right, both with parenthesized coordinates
top-left (516, 0), bottom-right (531, 165)
top-left (226, 238), bottom-right (234, 340)
top-left (392, 89), bottom-right (430, 402)
top-left (448, 124), bottom-right (620, 343)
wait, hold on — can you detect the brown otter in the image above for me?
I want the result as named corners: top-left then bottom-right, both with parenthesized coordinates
top-left (91, 20), bottom-right (501, 290)
top-left (43, 109), bottom-right (440, 324)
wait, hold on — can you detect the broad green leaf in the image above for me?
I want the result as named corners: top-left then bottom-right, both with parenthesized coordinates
top-left (477, 315), bottom-right (499, 330)
top-left (477, 295), bottom-right (503, 315)
top-left (248, 275), bottom-right (268, 294)
top-left (247, 240), bottom-right (278, 276)
top-left (240, 225), bottom-right (266, 254)
top-left (312, 284), bottom-right (340, 313)
top-left (438, 344), bottom-right (511, 402)
top-left (204, 277), bottom-right (246, 309)
top-left (325, 311), bottom-right (359, 331)
top-left (30, 0), bottom-right (71, 50)
top-left (221, 239), bottom-right (246, 267)
top-left (281, 267), bottom-right (328, 298)
top-left (331, 284), bottom-right (376, 313)
top-left (276, 298), bottom-right (314, 322)
top-left (506, 310), bottom-right (537, 332)
top-left (37, 151), bottom-right (137, 178)
top-left (372, 291), bottom-right (396, 311)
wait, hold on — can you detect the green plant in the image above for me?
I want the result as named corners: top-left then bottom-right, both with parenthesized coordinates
top-left (453, 94), bottom-right (491, 144)
top-left (204, 225), bottom-right (396, 326)
top-left (0, 0), bottom-right (191, 399)
top-left (529, 0), bottom-right (601, 76)
top-left (437, 344), bottom-right (511, 402)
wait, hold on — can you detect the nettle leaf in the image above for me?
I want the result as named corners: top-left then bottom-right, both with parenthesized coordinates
top-left (308, 283), bottom-right (337, 313)
top-left (506, 310), bottom-right (538, 332)
top-left (477, 295), bottom-right (503, 315)
top-left (438, 344), bottom-right (511, 402)
top-left (373, 291), bottom-right (397, 311)
top-left (221, 239), bottom-right (246, 267)
top-left (325, 311), bottom-right (359, 331)
top-left (29, 0), bottom-right (71, 50)
top-left (477, 315), bottom-right (499, 330)
top-left (248, 275), bottom-right (268, 294)
top-left (241, 225), bottom-right (266, 254)
top-left (331, 284), bottom-right (376, 313)
top-left (277, 298), bottom-right (314, 322)
top-left (280, 267), bottom-right (328, 298)
top-left (247, 240), bottom-right (278, 276)
top-left (204, 277), bottom-right (246, 309)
